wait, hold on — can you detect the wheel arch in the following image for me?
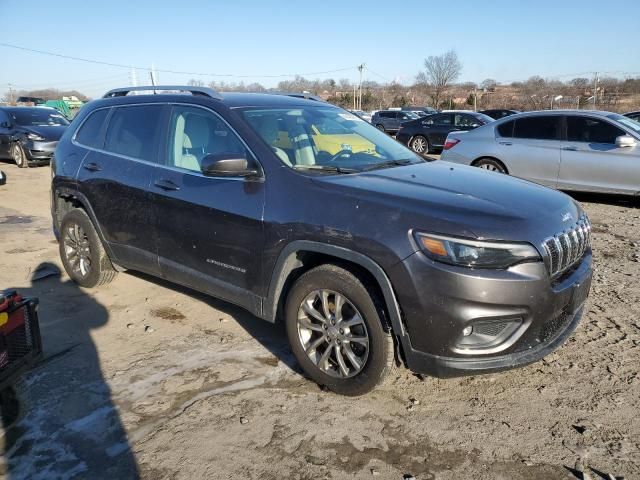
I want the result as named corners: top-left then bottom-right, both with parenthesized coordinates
top-left (52, 188), bottom-right (121, 269)
top-left (264, 241), bottom-right (406, 339)
top-left (471, 156), bottom-right (509, 174)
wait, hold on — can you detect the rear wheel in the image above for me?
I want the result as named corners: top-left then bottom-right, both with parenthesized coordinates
top-left (474, 157), bottom-right (507, 174)
top-left (59, 209), bottom-right (117, 288)
top-left (410, 135), bottom-right (429, 154)
top-left (284, 264), bottom-right (394, 396)
top-left (11, 143), bottom-right (28, 168)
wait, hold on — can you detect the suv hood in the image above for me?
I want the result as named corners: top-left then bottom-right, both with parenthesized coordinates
top-left (313, 161), bottom-right (582, 245)
top-left (21, 125), bottom-right (67, 141)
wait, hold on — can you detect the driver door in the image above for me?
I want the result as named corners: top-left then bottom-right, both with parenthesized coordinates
top-left (151, 104), bottom-right (266, 310)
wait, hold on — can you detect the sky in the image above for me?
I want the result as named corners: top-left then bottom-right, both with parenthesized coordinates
top-left (1, 0), bottom-right (639, 99)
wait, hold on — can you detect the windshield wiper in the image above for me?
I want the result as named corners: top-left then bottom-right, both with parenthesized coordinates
top-left (362, 158), bottom-right (419, 172)
top-left (293, 165), bottom-right (358, 174)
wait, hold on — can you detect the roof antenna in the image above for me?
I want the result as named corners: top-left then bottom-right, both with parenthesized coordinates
top-left (149, 67), bottom-right (157, 94)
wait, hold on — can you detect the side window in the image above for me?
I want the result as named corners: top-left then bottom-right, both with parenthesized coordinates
top-left (513, 116), bottom-right (560, 140)
top-left (455, 114), bottom-right (478, 127)
top-left (75, 108), bottom-right (109, 148)
top-left (104, 105), bottom-right (164, 162)
top-left (168, 105), bottom-right (247, 173)
top-left (381, 112), bottom-right (393, 118)
top-left (0, 110), bottom-right (8, 124)
top-left (567, 116), bottom-right (625, 144)
top-left (434, 114), bottom-right (452, 125)
top-left (497, 120), bottom-right (515, 137)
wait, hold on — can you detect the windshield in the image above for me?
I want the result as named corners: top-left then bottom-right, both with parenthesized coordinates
top-left (10, 108), bottom-right (69, 126)
top-left (242, 106), bottom-right (422, 172)
top-left (607, 113), bottom-right (640, 137)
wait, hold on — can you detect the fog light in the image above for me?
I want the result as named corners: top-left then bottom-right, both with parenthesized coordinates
top-left (462, 326), bottom-right (473, 336)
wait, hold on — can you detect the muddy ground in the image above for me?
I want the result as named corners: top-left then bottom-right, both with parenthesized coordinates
top-left (0, 162), bottom-right (638, 480)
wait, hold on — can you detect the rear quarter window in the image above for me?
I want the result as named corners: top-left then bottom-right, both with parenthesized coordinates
top-left (75, 109), bottom-right (109, 148)
top-left (497, 120), bottom-right (514, 137)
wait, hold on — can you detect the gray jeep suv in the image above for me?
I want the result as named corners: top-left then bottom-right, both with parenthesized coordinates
top-left (51, 86), bottom-right (592, 395)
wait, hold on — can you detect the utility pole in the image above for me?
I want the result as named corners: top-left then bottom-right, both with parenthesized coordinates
top-left (473, 87), bottom-right (477, 112)
top-left (357, 63), bottom-right (365, 110)
top-left (7, 83), bottom-right (14, 104)
top-left (353, 84), bottom-right (356, 110)
top-left (593, 72), bottom-right (598, 109)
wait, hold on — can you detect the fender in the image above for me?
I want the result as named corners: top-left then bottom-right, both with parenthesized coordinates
top-left (263, 241), bottom-right (407, 341)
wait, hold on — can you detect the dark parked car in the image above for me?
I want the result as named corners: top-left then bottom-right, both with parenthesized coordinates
top-left (371, 110), bottom-right (419, 134)
top-left (624, 111), bottom-right (640, 123)
top-left (402, 106), bottom-right (438, 116)
top-left (396, 110), bottom-right (494, 155)
top-left (480, 109), bottom-right (520, 120)
top-left (15, 96), bottom-right (46, 105)
top-left (0, 107), bottom-right (70, 167)
top-left (51, 85), bottom-right (592, 395)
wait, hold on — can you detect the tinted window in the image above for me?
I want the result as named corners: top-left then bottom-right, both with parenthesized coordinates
top-left (75, 109), bottom-right (109, 148)
top-left (381, 112), bottom-right (395, 118)
top-left (497, 120), bottom-right (515, 137)
top-left (513, 116), bottom-right (560, 140)
top-left (104, 105), bottom-right (164, 162)
top-left (0, 110), bottom-right (9, 125)
top-left (424, 114), bottom-right (451, 126)
top-left (168, 105), bottom-right (247, 172)
top-left (455, 114), bottom-right (479, 127)
top-left (567, 116), bottom-right (625, 144)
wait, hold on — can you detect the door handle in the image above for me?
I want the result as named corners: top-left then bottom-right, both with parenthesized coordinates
top-left (154, 179), bottom-right (180, 191)
top-left (499, 141), bottom-right (512, 146)
top-left (83, 162), bottom-right (102, 172)
top-left (562, 146), bottom-right (578, 151)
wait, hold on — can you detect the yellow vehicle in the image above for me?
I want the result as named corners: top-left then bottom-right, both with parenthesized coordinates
top-left (272, 114), bottom-right (376, 156)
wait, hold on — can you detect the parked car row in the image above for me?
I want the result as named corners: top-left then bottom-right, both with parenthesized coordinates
top-left (441, 110), bottom-right (640, 195)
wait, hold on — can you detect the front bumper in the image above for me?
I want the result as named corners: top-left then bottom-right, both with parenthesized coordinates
top-left (391, 249), bottom-right (592, 378)
top-left (24, 139), bottom-right (58, 163)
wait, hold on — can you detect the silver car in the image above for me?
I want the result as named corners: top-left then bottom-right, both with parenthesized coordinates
top-left (440, 110), bottom-right (640, 195)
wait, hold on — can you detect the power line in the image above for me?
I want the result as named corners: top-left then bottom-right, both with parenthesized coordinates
top-left (0, 42), bottom-right (355, 79)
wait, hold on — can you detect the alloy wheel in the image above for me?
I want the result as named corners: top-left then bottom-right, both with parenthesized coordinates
top-left (63, 223), bottom-right (93, 278)
top-left (296, 289), bottom-right (369, 378)
top-left (478, 163), bottom-right (503, 173)
top-left (411, 137), bottom-right (427, 153)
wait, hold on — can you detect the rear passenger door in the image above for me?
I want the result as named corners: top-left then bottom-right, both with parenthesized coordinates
top-left (558, 115), bottom-right (639, 194)
top-left (424, 114), bottom-right (453, 147)
top-left (151, 104), bottom-right (265, 312)
top-left (503, 115), bottom-right (562, 187)
top-left (76, 104), bottom-right (167, 274)
top-left (0, 110), bottom-right (13, 158)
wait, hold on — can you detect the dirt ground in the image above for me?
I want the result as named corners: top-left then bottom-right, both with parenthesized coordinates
top-left (0, 162), bottom-right (638, 480)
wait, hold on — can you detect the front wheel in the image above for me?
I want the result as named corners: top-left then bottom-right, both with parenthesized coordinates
top-left (11, 143), bottom-right (28, 168)
top-left (375, 124), bottom-right (386, 132)
top-left (410, 135), bottom-right (429, 154)
top-left (474, 158), bottom-right (507, 174)
top-left (284, 264), bottom-right (394, 396)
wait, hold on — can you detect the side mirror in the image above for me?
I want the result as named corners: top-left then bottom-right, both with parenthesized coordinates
top-left (200, 153), bottom-right (259, 177)
top-left (615, 135), bottom-right (637, 148)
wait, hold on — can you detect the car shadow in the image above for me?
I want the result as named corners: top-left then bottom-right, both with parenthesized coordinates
top-left (565, 190), bottom-right (639, 208)
top-left (1, 263), bottom-right (140, 479)
top-left (127, 271), bottom-right (301, 374)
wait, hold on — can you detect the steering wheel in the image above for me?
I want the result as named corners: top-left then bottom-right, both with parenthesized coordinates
top-left (328, 149), bottom-right (353, 162)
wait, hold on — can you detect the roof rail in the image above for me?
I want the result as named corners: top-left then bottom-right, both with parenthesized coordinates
top-left (102, 85), bottom-right (222, 100)
top-left (270, 91), bottom-right (325, 102)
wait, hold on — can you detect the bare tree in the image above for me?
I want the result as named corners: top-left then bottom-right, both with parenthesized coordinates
top-left (416, 50), bottom-right (462, 108)
top-left (480, 78), bottom-right (497, 91)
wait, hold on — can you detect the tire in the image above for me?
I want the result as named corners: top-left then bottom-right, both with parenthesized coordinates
top-left (284, 264), bottom-right (394, 396)
top-left (474, 157), bottom-right (507, 174)
top-left (59, 208), bottom-right (117, 288)
top-left (375, 124), bottom-right (386, 132)
top-left (11, 143), bottom-right (28, 168)
top-left (410, 135), bottom-right (430, 154)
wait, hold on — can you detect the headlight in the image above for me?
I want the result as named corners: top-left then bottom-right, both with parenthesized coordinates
top-left (414, 232), bottom-right (541, 269)
top-left (27, 133), bottom-right (45, 141)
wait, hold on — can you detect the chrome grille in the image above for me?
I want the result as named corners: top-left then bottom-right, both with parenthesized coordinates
top-left (543, 215), bottom-right (591, 277)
